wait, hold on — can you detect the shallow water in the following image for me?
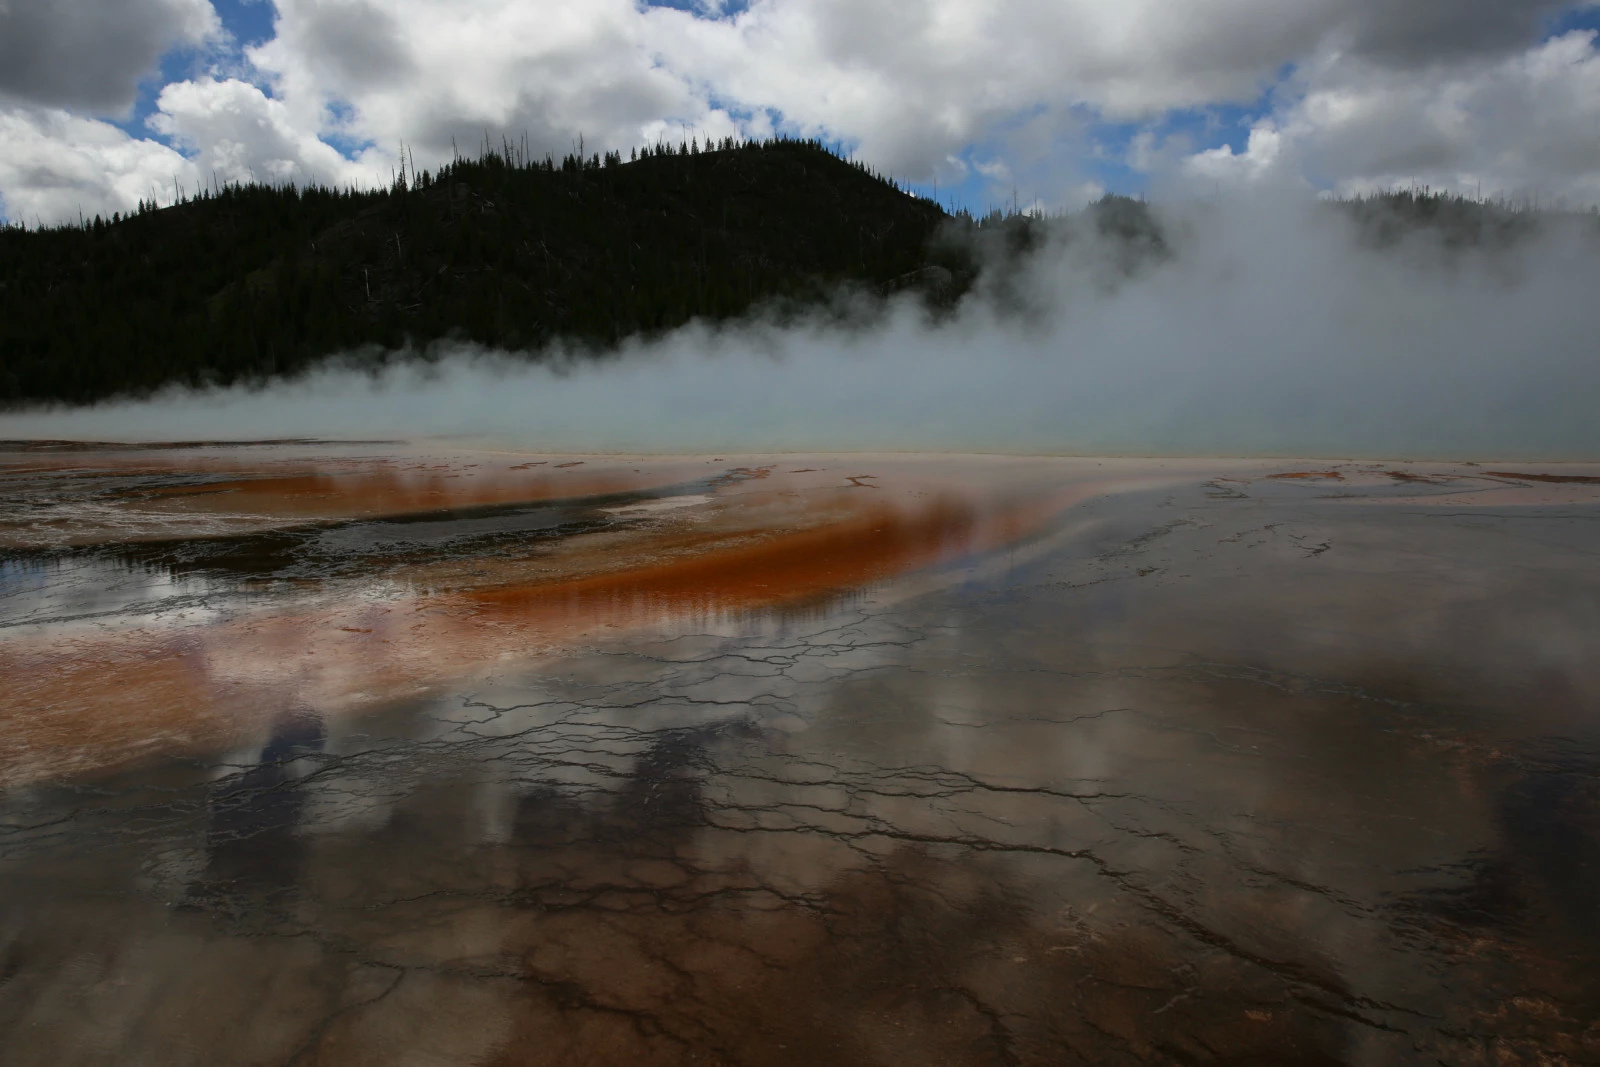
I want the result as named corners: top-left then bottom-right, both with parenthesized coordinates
top-left (2, 444), bottom-right (1598, 1065)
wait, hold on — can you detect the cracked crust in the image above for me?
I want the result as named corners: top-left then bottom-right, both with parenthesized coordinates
top-left (1, 448), bottom-right (1599, 1064)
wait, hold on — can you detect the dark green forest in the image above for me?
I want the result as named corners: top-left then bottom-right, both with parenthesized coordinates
top-left (1, 135), bottom-right (1583, 407)
top-left (1, 138), bottom-right (967, 406)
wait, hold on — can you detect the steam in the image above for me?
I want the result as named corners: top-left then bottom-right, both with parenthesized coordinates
top-left (6, 194), bottom-right (1598, 459)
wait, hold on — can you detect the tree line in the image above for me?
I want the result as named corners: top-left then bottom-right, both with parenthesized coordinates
top-left (3, 134), bottom-right (1584, 407)
top-left (0, 137), bottom-right (959, 405)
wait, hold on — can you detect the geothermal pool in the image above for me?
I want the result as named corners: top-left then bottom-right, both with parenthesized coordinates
top-left (1, 441), bottom-right (1598, 1065)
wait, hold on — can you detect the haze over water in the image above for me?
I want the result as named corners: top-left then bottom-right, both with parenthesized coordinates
top-left (7, 198), bottom-right (1599, 460)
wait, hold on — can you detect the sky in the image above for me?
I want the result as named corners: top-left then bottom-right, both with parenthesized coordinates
top-left (3, 0), bottom-right (1600, 224)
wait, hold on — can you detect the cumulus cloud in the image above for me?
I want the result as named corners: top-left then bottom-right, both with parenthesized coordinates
top-left (249, 0), bottom-right (1599, 183)
top-left (1182, 31), bottom-right (1600, 204)
top-left (3, 0), bottom-right (1600, 223)
top-left (150, 77), bottom-right (376, 187)
top-left (0, 76), bottom-right (379, 223)
top-left (0, 0), bottom-right (219, 114)
top-left (249, 0), bottom-right (732, 170)
top-left (614, 0), bottom-right (1585, 177)
top-left (0, 107), bottom-right (194, 223)
top-left (1339, 0), bottom-right (1576, 65)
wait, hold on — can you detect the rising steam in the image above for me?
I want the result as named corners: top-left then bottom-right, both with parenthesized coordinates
top-left (6, 194), bottom-right (1598, 459)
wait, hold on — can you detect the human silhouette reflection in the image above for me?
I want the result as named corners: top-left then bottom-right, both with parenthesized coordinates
top-left (203, 709), bottom-right (325, 893)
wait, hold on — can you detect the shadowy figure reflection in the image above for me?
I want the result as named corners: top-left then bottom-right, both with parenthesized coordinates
top-left (511, 725), bottom-right (727, 857)
top-left (202, 709), bottom-right (325, 894)
top-left (613, 727), bottom-right (719, 833)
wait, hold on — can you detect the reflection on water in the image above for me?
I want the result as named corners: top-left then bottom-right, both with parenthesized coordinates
top-left (2, 446), bottom-right (1600, 1064)
top-left (204, 711), bottom-right (326, 893)
top-left (0, 445), bottom-right (712, 549)
top-left (0, 448), bottom-right (1097, 785)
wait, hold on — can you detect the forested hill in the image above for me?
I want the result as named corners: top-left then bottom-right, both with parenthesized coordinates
top-left (2, 134), bottom-right (1581, 408)
top-left (0, 138), bottom-right (958, 406)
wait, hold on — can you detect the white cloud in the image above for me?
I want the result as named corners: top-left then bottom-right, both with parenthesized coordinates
top-left (0, 74), bottom-right (383, 224)
top-left (0, 107), bottom-right (195, 223)
top-left (248, 0), bottom-right (728, 168)
top-left (1181, 31), bottom-right (1600, 204)
top-left (634, 0), bottom-right (1580, 177)
top-left (150, 77), bottom-right (376, 187)
top-left (1185, 125), bottom-right (1291, 186)
top-left (4, 0), bottom-right (1600, 223)
top-left (240, 0), bottom-right (1592, 184)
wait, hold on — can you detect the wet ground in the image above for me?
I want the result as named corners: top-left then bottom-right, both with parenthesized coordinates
top-left (1, 443), bottom-right (1598, 1066)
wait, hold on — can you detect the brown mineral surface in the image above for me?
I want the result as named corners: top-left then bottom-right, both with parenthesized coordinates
top-left (1, 444), bottom-right (1598, 1065)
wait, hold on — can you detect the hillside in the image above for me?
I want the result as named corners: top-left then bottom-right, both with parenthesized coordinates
top-left (3, 140), bottom-right (1583, 409)
top-left (0, 139), bottom-right (954, 405)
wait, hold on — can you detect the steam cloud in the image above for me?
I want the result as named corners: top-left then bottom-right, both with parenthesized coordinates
top-left (6, 195), bottom-right (1598, 460)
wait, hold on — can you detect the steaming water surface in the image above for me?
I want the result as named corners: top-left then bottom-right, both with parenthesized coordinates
top-left (6, 198), bottom-right (1600, 460)
top-left (2, 441), bottom-right (1599, 1064)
